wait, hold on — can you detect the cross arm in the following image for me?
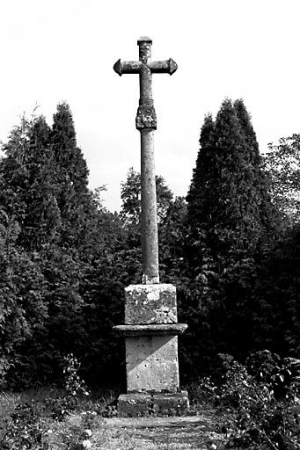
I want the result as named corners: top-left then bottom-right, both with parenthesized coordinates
top-left (148, 58), bottom-right (178, 75)
top-left (113, 58), bottom-right (178, 76)
top-left (113, 59), bottom-right (142, 76)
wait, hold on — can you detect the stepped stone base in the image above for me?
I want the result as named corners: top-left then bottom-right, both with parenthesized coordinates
top-left (115, 282), bottom-right (189, 417)
top-left (118, 391), bottom-right (189, 417)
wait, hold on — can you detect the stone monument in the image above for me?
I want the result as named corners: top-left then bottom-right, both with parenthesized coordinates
top-left (113, 37), bottom-right (189, 416)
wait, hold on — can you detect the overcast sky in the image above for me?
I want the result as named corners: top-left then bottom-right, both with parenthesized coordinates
top-left (0, 0), bottom-right (300, 211)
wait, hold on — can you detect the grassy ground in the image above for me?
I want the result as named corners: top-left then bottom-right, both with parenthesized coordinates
top-left (0, 388), bottom-right (228, 449)
top-left (93, 415), bottom-right (227, 449)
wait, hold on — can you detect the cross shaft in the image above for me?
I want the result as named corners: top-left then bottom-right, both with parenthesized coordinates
top-left (114, 37), bottom-right (177, 284)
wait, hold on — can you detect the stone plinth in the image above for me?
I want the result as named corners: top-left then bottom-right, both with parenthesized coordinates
top-left (118, 391), bottom-right (189, 417)
top-left (118, 393), bottom-right (152, 417)
top-left (152, 391), bottom-right (189, 416)
top-left (125, 284), bottom-right (177, 324)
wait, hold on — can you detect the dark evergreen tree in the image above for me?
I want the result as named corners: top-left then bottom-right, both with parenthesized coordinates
top-left (254, 133), bottom-right (300, 358)
top-left (51, 102), bottom-right (91, 248)
top-left (51, 102), bottom-right (89, 195)
top-left (159, 196), bottom-right (188, 283)
top-left (234, 99), bottom-right (278, 240)
top-left (0, 106), bottom-right (99, 386)
top-left (0, 207), bottom-right (48, 388)
top-left (0, 115), bottom-right (61, 251)
top-left (185, 99), bottom-right (279, 368)
top-left (187, 98), bottom-right (277, 279)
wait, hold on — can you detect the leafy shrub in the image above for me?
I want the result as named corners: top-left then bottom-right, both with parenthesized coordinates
top-left (246, 350), bottom-right (293, 399)
top-left (0, 400), bottom-right (49, 450)
top-left (212, 352), bottom-right (300, 449)
top-left (63, 354), bottom-right (90, 398)
top-left (44, 353), bottom-right (90, 421)
top-left (188, 377), bottom-right (219, 409)
top-left (0, 353), bottom-right (95, 449)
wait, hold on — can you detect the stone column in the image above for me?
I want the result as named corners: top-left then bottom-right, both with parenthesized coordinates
top-left (140, 129), bottom-right (159, 284)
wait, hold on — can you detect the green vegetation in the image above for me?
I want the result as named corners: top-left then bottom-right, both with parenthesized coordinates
top-left (1, 99), bottom-right (300, 448)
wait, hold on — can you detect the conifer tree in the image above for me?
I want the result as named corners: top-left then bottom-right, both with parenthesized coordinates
top-left (234, 99), bottom-right (277, 239)
top-left (188, 99), bottom-right (276, 268)
top-left (0, 106), bottom-right (95, 385)
top-left (187, 114), bottom-right (215, 231)
top-left (51, 102), bottom-right (89, 199)
top-left (0, 104), bottom-right (132, 386)
top-left (185, 99), bottom-right (278, 362)
top-left (50, 102), bottom-right (91, 247)
top-left (0, 115), bottom-right (61, 251)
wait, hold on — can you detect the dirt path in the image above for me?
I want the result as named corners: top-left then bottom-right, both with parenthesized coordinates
top-left (94, 411), bottom-right (227, 449)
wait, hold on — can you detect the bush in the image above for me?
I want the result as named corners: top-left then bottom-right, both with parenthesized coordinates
top-left (0, 353), bottom-right (96, 449)
top-left (199, 351), bottom-right (300, 449)
top-left (0, 400), bottom-right (49, 449)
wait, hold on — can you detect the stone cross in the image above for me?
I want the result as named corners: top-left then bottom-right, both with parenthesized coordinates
top-left (113, 38), bottom-right (188, 416)
top-left (114, 37), bottom-right (177, 284)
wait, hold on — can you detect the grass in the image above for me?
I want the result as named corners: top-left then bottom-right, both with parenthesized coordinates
top-left (0, 387), bottom-right (226, 450)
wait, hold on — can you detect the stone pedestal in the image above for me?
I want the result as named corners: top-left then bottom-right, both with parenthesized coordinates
top-left (114, 284), bottom-right (189, 416)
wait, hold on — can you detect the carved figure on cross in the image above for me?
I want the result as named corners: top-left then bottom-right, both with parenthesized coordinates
top-left (114, 37), bottom-right (177, 284)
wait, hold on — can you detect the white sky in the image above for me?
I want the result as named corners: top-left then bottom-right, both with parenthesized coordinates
top-left (0, 0), bottom-right (300, 212)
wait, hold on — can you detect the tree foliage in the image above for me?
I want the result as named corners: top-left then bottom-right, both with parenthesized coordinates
top-left (0, 98), bottom-right (299, 391)
top-left (120, 167), bottom-right (174, 225)
top-left (187, 99), bottom-right (276, 264)
top-left (183, 99), bottom-right (280, 372)
top-left (0, 105), bottom-right (127, 387)
top-left (263, 134), bottom-right (300, 227)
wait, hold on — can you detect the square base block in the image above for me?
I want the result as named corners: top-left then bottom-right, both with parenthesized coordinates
top-left (126, 335), bottom-right (179, 392)
top-left (118, 391), bottom-right (189, 417)
top-left (118, 393), bottom-right (152, 417)
top-left (125, 284), bottom-right (177, 324)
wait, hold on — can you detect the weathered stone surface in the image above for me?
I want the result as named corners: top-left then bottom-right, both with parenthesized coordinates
top-left (117, 391), bottom-right (189, 417)
top-left (113, 38), bottom-right (188, 415)
top-left (114, 324), bottom-right (188, 336)
top-left (118, 393), bottom-right (152, 417)
top-left (136, 105), bottom-right (157, 130)
top-left (152, 391), bottom-right (189, 416)
top-left (137, 37), bottom-right (152, 64)
top-left (148, 58), bottom-right (178, 74)
top-left (126, 335), bottom-right (179, 392)
top-left (113, 37), bottom-right (177, 283)
top-left (125, 284), bottom-right (177, 324)
top-left (140, 130), bottom-right (159, 282)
